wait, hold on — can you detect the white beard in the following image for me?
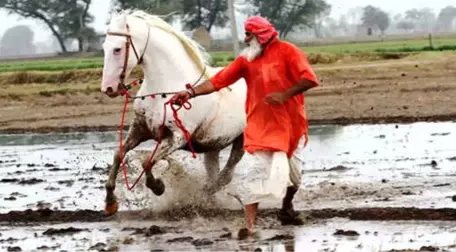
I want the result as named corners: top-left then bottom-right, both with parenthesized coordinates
top-left (240, 37), bottom-right (263, 62)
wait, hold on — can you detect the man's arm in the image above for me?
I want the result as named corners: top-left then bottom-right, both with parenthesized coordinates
top-left (191, 80), bottom-right (216, 97)
top-left (264, 78), bottom-right (317, 105)
top-left (283, 78), bottom-right (318, 99)
top-left (172, 57), bottom-right (246, 104)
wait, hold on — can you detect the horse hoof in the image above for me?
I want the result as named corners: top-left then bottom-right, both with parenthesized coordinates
top-left (104, 201), bottom-right (118, 216)
top-left (147, 178), bottom-right (165, 196)
top-left (277, 209), bottom-right (304, 226)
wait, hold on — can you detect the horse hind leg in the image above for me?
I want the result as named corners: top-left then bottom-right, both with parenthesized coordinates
top-left (203, 150), bottom-right (221, 188)
top-left (104, 118), bottom-right (150, 216)
top-left (207, 134), bottom-right (244, 195)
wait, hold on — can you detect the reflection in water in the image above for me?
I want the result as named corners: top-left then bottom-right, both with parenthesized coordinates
top-left (0, 125), bottom-right (344, 147)
top-left (239, 238), bottom-right (295, 252)
top-left (309, 124), bottom-right (344, 142)
top-left (0, 131), bottom-right (127, 146)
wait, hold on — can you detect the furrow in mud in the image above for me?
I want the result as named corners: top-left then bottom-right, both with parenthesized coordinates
top-left (1, 207), bottom-right (456, 225)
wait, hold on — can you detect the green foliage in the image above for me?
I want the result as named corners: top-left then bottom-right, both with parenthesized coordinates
top-left (111, 0), bottom-right (229, 32)
top-left (0, 0), bottom-right (96, 52)
top-left (180, 0), bottom-right (228, 32)
top-left (361, 5), bottom-right (391, 34)
top-left (0, 58), bottom-right (104, 72)
top-left (244, 0), bottom-right (331, 38)
top-left (112, 0), bottom-right (180, 17)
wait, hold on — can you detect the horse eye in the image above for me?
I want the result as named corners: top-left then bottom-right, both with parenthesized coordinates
top-left (113, 48), bottom-right (121, 54)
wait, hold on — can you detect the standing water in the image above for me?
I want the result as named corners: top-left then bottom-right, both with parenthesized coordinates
top-left (1, 122), bottom-right (456, 251)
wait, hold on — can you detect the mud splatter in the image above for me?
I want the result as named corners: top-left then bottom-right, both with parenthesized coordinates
top-left (19, 178), bottom-right (45, 185)
top-left (333, 229), bottom-right (360, 236)
top-left (192, 238), bottom-right (213, 246)
top-left (388, 246), bottom-right (439, 252)
top-left (167, 237), bottom-right (193, 243)
top-left (7, 247), bottom-right (22, 252)
top-left (43, 227), bottom-right (87, 236)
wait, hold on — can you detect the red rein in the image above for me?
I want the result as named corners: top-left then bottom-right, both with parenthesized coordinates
top-left (118, 84), bottom-right (196, 191)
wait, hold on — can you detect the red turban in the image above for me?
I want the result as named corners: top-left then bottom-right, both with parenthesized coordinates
top-left (244, 16), bottom-right (278, 45)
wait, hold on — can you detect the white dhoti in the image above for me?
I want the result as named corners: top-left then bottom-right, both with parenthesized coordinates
top-left (239, 150), bottom-right (302, 206)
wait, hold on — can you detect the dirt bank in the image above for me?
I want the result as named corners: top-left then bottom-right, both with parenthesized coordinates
top-left (1, 52), bottom-right (456, 133)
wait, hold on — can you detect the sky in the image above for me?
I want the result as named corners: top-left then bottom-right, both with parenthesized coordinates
top-left (0, 0), bottom-right (454, 44)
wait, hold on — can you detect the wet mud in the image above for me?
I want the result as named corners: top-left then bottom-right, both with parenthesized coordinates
top-left (1, 206), bottom-right (456, 225)
top-left (1, 123), bottom-right (456, 251)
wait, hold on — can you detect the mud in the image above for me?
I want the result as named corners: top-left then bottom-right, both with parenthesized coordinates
top-left (1, 122), bottom-right (456, 251)
top-left (42, 227), bottom-right (88, 236)
top-left (2, 207), bottom-right (456, 226)
top-left (1, 53), bottom-right (456, 133)
top-left (0, 209), bottom-right (106, 223)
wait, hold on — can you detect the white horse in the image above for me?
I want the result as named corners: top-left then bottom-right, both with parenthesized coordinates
top-left (100, 9), bottom-right (247, 215)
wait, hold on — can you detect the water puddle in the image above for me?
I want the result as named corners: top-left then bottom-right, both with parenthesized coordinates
top-left (1, 122), bottom-right (456, 251)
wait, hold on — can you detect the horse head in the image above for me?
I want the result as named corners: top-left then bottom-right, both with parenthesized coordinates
top-left (101, 10), bottom-right (150, 98)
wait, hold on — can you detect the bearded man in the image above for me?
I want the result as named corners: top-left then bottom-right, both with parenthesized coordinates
top-left (172, 16), bottom-right (319, 238)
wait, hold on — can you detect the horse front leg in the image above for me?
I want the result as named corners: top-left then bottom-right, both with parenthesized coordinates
top-left (141, 133), bottom-right (188, 196)
top-left (207, 134), bottom-right (244, 194)
top-left (104, 117), bottom-right (151, 215)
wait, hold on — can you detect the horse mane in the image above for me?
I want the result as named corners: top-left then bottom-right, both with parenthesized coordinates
top-left (123, 9), bottom-right (214, 80)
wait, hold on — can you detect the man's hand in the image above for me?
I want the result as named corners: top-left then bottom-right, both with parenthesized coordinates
top-left (264, 92), bottom-right (289, 105)
top-left (171, 90), bottom-right (192, 106)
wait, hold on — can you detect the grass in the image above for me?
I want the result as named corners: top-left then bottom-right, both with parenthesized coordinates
top-left (299, 37), bottom-right (456, 54)
top-left (0, 81), bottom-right (101, 100)
top-left (0, 37), bottom-right (455, 73)
top-left (0, 57), bottom-right (104, 72)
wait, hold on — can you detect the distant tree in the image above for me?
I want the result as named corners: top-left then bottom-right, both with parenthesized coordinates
top-left (436, 6), bottom-right (456, 31)
top-left (112, 0), bottom-right (228, 32)
top-left (313, 7), bottom-right (331, 38)
top-left (361, 5), bottom-right (390, 34)
top-left (0, 25), bottom-right (35, 57)
top-left (404, 8), bottom-right (436, 32)
top-left (180, 0), bottom-right (229, 32)
top-left (396, 20), bottom-right (415, 32)
top-left (346, 6), bottom-right (363, 25)
top-left (245, 0), bottom-right (332, 38)
top-left (337, 15), bottom-right (350, 34)
top-left (112, 0), bottom-right (180, 16)
top-left (0, 0), bottom-right (96, 53)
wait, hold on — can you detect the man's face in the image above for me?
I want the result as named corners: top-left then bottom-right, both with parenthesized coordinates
top-left (244, 31), bottom-right (255, 45)
top-left (240, 31), bottom-right (263, 62)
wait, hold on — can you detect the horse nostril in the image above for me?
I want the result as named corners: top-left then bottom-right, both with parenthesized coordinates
top-left (106, 87), bottom-right (113, 93)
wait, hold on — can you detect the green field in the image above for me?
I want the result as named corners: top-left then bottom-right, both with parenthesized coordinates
top-left (1, 37), bottom-right (455, 73)
top-left (300, 37), bottom-right (456, 53)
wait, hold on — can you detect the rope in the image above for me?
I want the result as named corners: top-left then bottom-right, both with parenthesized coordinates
top-left (117, 71), bottom-right (205, 190)
top-left (119, 91), bottom-right (196, 191)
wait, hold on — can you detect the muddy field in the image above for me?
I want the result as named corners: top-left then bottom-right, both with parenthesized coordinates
top-left (1, 122), bottom-right (456, 251)
top-left (1, 52), bottom-right (456, 251)
top-left (0, 52), bottom-right (456, 133)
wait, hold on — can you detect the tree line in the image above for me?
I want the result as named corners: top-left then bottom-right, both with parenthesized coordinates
top-left (0, 0), bottom-right (455, 55)
top-left (0, 0), bottom-right (332, 53)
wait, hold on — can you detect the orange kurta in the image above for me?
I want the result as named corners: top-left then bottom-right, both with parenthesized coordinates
top-left (210, 38), bottom-right (319, 158)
